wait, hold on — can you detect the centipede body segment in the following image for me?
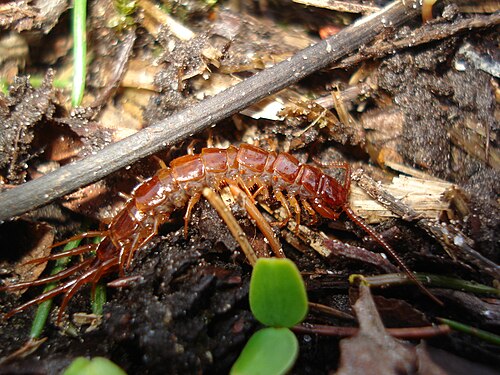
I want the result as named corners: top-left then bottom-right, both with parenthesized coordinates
top-left (0, 144), bottom-right (440, 321)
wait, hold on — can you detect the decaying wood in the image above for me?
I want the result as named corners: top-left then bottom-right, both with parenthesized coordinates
top-left (349, 175), bottom-right (453, 224)
top-left (292, 0), bottom-right (380, 14)
top-left (351, 170), bottom-right (500, 279)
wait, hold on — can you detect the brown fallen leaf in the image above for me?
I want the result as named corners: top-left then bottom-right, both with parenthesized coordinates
top-left (1, 221), bottom-right (54, 295)
top-left (336, 283), bottom-right (447, 375)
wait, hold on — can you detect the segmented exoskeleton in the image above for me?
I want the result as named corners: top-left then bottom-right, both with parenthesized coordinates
top-left (1, 144), bottom-right (439, 320)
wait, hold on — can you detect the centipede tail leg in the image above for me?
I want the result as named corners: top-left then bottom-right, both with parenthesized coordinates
top-left (23, 244), bottom-right (98, 265)
top-left (343, 204), bottom-right (443, 305)
top-left (0, 258), bottom-right (94, 292)
top-left (2, 279), bottom-right (80, 320)
top-left (226, 180), bottom-right (285, 258)
top-left (57, 258), bottom-right (119, 322)
top-left (49, 231), bottom-right (106, 249)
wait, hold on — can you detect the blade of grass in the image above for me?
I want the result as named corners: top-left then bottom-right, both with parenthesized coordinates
top-left (91, 283), bottom-right (106, 316)
top-left (361, 273), bottom-right (500, 295)
top-left (438, 318), bottom-right (500, 346)
top-left (72, 0), bottom-right (87, 106)
top-left (30, 238), bottom-right (82, 339)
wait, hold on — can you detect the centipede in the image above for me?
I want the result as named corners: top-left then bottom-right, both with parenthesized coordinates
top-left (0, 143), bottom-right (441, 321)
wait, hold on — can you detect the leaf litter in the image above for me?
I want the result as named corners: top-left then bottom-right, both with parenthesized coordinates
top-left (0, 0), bottom-right (499, 374)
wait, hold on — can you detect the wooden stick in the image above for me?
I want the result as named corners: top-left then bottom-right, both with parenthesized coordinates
top-left (0, 1), bottom-right (422, 221)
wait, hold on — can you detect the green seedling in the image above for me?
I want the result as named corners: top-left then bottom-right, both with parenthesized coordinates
top-left (63, 356), bottom-right (127, 375)
top-left (249, 258), bottom-right (308, 327)
top-left (231, 258), bottom-right (308, 375)
top-left (231, 327), bottom-right (298, 375)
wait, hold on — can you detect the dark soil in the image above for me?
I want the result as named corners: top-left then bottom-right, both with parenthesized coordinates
top-left (0, 1), bottom-right (499, 374)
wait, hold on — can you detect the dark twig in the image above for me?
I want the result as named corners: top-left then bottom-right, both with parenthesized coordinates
top-left (293, 323), bottom-right (451, 339)
top-left (0, 0), bottom-right (421, 221)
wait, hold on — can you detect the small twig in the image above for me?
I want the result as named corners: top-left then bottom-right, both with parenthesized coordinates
top-left (308, 301), bottom-right (355, 320)
top-left (137, 0), bottom-right (195, 41)
top-left (292, 0), bottom-right (380, 14)
top-left (293, 323), bottom-right (451, 339)
top-left (0, 0), bottom-right (422, 221)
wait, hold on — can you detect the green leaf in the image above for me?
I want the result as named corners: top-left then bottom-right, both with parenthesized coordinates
top-left (230, 327), bottom-right (298, 375)
top-left (249, 258), bottom-right (308, 328)
top-left (62, 357), bottom-right (127, 375)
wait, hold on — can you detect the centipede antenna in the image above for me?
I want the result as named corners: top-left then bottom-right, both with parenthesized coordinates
top-left (343, 205), bottom-right (443, 306)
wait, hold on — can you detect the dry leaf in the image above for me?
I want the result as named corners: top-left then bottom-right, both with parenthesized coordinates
top-left (336, 283), bottom-right (447, 375)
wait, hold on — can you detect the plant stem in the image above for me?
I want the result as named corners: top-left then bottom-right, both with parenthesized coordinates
top-left (89, 237), bottom-right (106, 315)
top-left (91, 283), bottom-right (106, 315)
top-left (362, 273), bottom-right (500, 295)
top-left (438, 318), bottom-right (500, 346)
top-left (72, 0), bottom-right (87, 106)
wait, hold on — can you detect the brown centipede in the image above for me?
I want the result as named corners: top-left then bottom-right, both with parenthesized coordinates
top-left (0, 144), bottom-right (441, 321)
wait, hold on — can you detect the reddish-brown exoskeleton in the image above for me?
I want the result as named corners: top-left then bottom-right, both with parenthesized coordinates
top-left (1, 144), bottom-right (439, 320)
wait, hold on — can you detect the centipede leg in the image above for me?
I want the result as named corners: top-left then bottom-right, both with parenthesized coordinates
top-left (184, 193), bottom-right (202, 238)
top-left (151, 155), bottom-right (167, 169)
top-left (288, 195), bottom-right (301, 234)
top-left (57, 275), bottom-right (96, 323)
top-left (236, 176), bottom-right (257, 204)
top-left (125, 216), bottom-right (161, 270)
top-left (57, 258), bottom-right (119, 322)
top-left (301, 199), bottom-right (319, 226)
top-left (343, 204), bottom-right (443, 305)
top-left (202, 187), bottom-right (258, 265)
top-left (226, 180), bottom-right (285, 258)
top-left (252, 179), bottom-right (269, 200)
top-left (273, 190), bottom-right (291, 227)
